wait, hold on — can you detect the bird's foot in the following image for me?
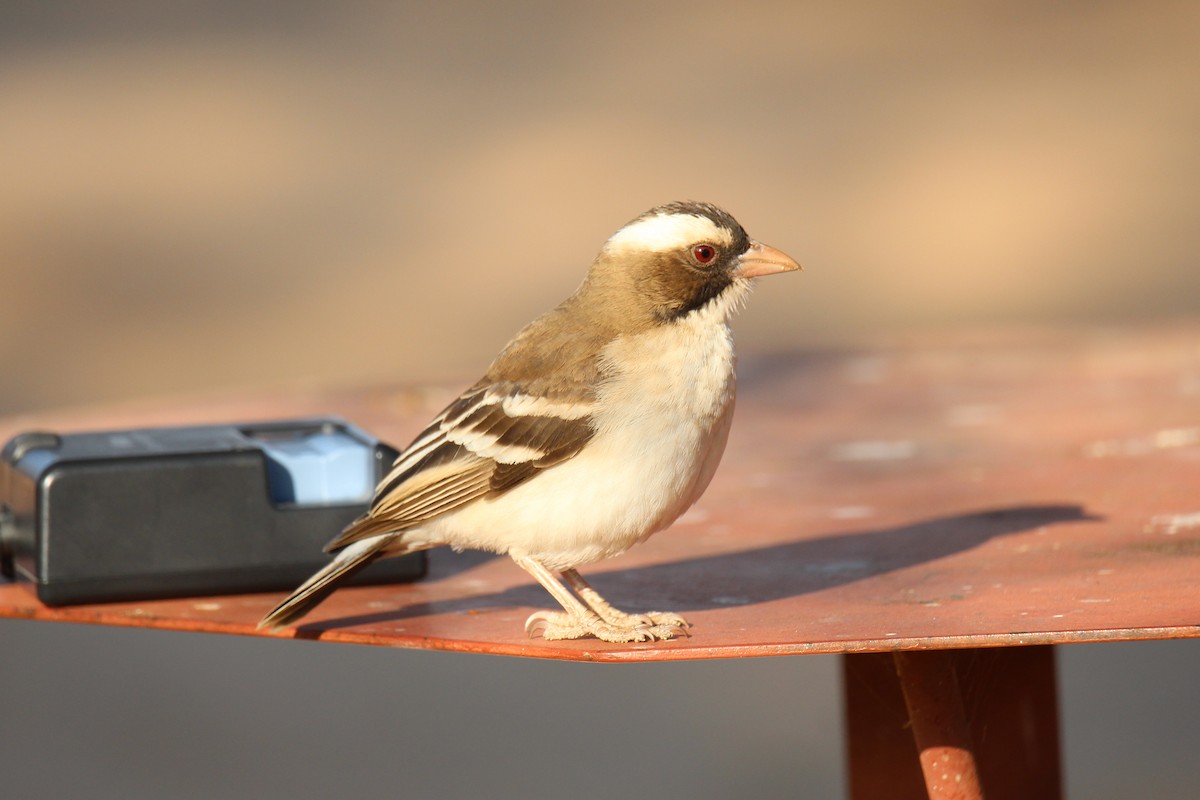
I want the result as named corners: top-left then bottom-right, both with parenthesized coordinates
top-left (525, 609), bottom-right (688, 643)
top-left (559, 569), bottom-right (690, 632)
top-left (594, 608), bottom-right (690, 631)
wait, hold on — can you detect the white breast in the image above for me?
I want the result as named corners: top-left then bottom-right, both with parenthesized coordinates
top-left (429, 298), bottom-right (742, 571)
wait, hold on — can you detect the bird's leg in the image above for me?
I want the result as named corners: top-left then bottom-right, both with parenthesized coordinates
top-left (511, 554), bottom-right (685, 643)
top-left (562, 569), bottom-right (689, 633)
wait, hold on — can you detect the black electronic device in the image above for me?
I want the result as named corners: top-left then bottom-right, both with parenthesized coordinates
top-left (0, 418), bottom-right (424, 606)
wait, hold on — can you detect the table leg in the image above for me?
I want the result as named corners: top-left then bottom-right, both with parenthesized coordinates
top-left (894, 649), bottom-right (985, 799)
top-left (843, 646), bottom-right (1062, 800)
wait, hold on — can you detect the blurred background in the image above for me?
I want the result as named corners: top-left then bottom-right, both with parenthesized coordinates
top-left (2, 3), bottom-right (1198, 798)
top-left (1, 2), bottom-right (1197, 414)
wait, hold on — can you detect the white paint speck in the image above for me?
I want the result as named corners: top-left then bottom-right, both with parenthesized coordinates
top-left (830, 440), bottom-right (917, 462)
top-left (1145, 512), bottom-right (1200, 536)
top-left (1156, 428), bottom-right (1200, 448)
top-left (1085, 427), bottom-right (1200, 457)
top-left (830, 505), bottom-right (874, 520)
top-left (947, 404), bottom-right (1002, 427)
top-left (192, 602), bottom-right (221, 612)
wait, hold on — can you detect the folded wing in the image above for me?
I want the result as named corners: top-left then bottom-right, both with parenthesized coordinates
top-left (325, 382), bottom-right (594, 551)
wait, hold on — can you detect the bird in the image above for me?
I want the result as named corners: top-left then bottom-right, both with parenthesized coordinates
top-left (259, 201), bottom-right (801, 642)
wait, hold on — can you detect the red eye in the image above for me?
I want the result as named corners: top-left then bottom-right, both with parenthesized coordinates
top-left (692, 244), bottom-right (717, 264)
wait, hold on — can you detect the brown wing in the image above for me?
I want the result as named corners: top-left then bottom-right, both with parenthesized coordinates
top-left (325, 382), bottom-right (594, 552)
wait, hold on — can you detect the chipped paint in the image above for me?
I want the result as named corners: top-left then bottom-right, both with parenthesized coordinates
top-left (831, 440), bottom-right (917, 461)
top-left (946, 404), bottom-right (1002, 426)
top-left (1086, 427), bottom-right (1200, 457)
top-left (1145, 512), bottom-right (1200, 535)
top-left (830, 505), bottom-right (875, 520)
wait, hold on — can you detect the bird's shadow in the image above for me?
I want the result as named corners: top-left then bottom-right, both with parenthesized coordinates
top-left (303, 503), bottom-right (1099, 633)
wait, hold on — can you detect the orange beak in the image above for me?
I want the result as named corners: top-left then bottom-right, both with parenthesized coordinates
top-left (734, 240), bottom-right (803, 279)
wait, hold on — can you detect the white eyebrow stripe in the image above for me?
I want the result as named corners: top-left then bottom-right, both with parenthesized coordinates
top-left (605, 213), bottom-right (732, 254)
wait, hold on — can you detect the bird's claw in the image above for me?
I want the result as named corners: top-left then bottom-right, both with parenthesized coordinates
top-left (642, 611), bottom-right (690, 629)
top-left (524, 609), bottom-right (690, 643)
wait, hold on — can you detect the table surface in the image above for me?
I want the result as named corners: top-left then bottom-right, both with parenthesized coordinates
top-left (2, 324), bottom-right (1198, 662)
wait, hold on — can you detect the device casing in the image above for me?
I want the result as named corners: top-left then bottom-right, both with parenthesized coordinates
top-left (0, 418), bottom-right (425, 606)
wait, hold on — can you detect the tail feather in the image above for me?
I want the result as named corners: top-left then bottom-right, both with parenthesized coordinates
top-left (258, 538), bottom-right (390, 631)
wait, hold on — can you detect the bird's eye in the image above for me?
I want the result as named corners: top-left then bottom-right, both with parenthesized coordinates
top-left (692, 244), bottom-right (717, 265)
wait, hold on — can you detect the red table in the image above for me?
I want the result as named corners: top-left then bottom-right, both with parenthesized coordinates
top-left (3, 323), bottom-right (1198, 799)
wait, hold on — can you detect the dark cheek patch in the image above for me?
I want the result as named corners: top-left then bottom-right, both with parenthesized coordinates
top-left (656, 257), bottom-right (736, 320)
top-left (672, 271), bottom-right (734, 318)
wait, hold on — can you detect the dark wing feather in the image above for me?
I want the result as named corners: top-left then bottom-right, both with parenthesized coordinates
top-left (326, 382), bottom-right (595, 552)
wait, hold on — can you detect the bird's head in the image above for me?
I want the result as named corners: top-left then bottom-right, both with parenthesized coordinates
top-left (589, 201), bottom-right (801, 323)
